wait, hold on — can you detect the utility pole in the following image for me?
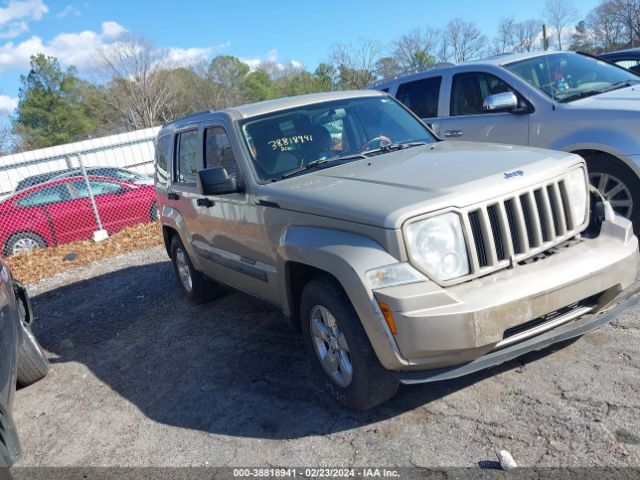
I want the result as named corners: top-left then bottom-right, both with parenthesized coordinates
top-left (542, 24), bottom-right (550, 51)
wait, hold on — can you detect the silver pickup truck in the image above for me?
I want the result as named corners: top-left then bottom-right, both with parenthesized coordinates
top-left (155, 90), bottom-right (638, 410)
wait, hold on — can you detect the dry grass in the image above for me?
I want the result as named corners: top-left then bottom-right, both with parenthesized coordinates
top-left (6, 222), bottom-right (164, 285)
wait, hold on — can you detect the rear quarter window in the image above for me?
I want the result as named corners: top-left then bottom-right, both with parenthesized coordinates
top-left (396, 76), bottom-right (442, 119)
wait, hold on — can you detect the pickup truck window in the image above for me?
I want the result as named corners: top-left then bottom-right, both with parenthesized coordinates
top-left (396, 76), bottom-right (441, 118)
top-left (240, 96), bottom-right (435, 182)
top-left (175, 130), bottom-right (199, 185)
top-left (450, 72), bottom-right (516, 116)
top-left (204, 127), bottom-right (239, 178)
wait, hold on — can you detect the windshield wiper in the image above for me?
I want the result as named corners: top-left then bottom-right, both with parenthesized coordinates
top-left (559, 90), bottom-right (603, 103)
top-left (560, 80), bottom-right (640, 103)
top-left (363, 141), bottom-right (428, 156)
top-left (281, 153), bottom-right (365, 179)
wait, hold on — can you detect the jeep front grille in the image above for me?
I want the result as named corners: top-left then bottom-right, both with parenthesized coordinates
top-left (460, 173), bottom-right (585, 279)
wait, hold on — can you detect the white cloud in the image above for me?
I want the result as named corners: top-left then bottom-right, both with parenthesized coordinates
top-left (0, 95), bottom-right (18, 114)
top-left (0, 0), bottom-right (46, 39)
top-left (241, 49), bottom-right (303, 72)
top-left (167, 46), bottom-right (213, 66)
top-left (0, 0), bottom-right (47, 24)
top-left (0, 20), bottom-right (27, 39)
top-left (101, 21), bottom-right (126, 40)
top-left (0, 19), bottom-right (227, 76)
top-left (0, 21), bottom-right (129, 73)
top-left (56, 5), bottom-right (80, 19)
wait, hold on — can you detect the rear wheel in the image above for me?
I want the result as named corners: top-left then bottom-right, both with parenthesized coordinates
top-left (14, 284), bottom-right (48, 387)
top-left (170, 235), bottom-right (221, 304)
top-left (300, 275), bottom-right (398, 410)
top-left (5, 232), bottom-right (46, 257)
top-left (585, 154), bottom-right (640, 235)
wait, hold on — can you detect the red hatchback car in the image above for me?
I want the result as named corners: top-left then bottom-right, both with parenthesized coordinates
top-left (0, 176), bottom-right (158, 256)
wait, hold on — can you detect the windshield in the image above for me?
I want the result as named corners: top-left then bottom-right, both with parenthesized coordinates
top-left (505, 52), bottom-right (639, 102)
top-left (240, 96), bottom-right (436, 182)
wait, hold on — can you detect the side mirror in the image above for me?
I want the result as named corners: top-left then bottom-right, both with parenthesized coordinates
top-left (198, 167), bottom-right (242, 195)
top-left (483, 92), bottom-right (518, 113)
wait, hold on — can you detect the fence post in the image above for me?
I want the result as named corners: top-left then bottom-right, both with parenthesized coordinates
top-left (78, 154), bottom-right (109, 242)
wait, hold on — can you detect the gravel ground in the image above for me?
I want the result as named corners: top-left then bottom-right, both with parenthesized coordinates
top-left (11, 246), bottom-right (640, 468)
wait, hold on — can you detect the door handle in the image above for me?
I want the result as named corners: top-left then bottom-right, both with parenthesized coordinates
top-left (444, 129), bottom-right (463, 138)
top-left (167, 192), bottom-right (179, 200)
top-left (197, 198), bottom-right (215, 208)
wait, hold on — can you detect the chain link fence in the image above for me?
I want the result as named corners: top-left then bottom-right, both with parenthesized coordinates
top-left (0, 127), bottom-right (160, 257)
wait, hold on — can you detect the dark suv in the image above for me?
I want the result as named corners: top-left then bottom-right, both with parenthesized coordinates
top-left (0, 259), bottom-right (49, 467)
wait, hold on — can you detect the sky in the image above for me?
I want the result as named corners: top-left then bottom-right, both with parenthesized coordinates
top-left (0, 0), bottom-right (603, 116)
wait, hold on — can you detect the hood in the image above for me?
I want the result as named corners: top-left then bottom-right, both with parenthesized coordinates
top-left (570, 84), bottom-right (640, 112)
top-left (256, 141), bottom-right (583, 229)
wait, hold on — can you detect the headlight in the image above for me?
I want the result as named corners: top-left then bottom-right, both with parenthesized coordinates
top-left (366, 263), bottom-right (426, 289)
top-left (565, 167), bottom-right (588, 227)
top-left (405, 212), bottom-right (470, 282)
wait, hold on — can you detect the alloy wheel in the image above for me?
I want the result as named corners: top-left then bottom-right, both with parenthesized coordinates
top-left (589, 172), bottom-right (633, 219)
top-left (175, 248), bottom-right (193, 292)
top-left (310, 304), bottom-right (353, 387)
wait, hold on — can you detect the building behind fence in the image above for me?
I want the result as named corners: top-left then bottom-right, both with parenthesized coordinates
top-left (0, 127), bottom-right (160, 257)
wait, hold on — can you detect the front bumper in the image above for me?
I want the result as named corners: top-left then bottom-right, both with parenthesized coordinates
top-left (395, 287), bottom-right (639, 384)
top-left (373, 214), bottom-right (638, 374)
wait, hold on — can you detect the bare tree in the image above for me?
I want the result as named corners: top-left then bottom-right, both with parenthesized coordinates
top-left (587, 1), bottom-right (626, 51)
top-left (492, 17), bottom-right (517, 54)
top-left (543, 0), bottom-right (578, 50)
top-left (393, 28), bottom-right (441, 72)
top-left (0, 122), bottom-right (14, 154)
top-left (97, 34), bottom-right (178, 130)
top-left (607, 0), bottom-right (640, 47)
top-left (329, 39), bottom-right (382, 89)
top-left (514, 20), bottom-right (542, 52)
top-left (445, 18), bottom-right (486, 63)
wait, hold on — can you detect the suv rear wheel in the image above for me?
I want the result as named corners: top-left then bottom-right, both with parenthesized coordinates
top-left (300, 275), bottom-right (398, 410)
top-left (170, 236), bottom-right (221, 304)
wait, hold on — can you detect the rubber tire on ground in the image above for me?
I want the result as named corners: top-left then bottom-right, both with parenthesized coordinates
top-left (300, 275), bottom-right (399, 411)
top-left (5, 232), bottom-right (46, 257)
top-left (16, 321), bottom-right (49, 387)
top-left (170, 235), bottom-right (221, 304)
top-left (585, 154), bottom-right (640, 236)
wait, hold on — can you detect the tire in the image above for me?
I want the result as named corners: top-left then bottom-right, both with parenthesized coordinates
top-left (16, 322), bottom-right (49, 387)
top-left (300, 275), bottom-right (399, 411)
top-left (170, 235), bottom-right (221, 304)
top-left (5, 232), bottom-right (46, 257)
top-left (585, 154), bottom-right (640, 235)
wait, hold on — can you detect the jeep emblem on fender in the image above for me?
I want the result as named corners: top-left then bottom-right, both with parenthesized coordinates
top-left (504, 170), bottom-right (524, 179)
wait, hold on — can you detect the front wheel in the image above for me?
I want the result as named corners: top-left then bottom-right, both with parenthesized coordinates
top-left (586, 155), bottom-right (640, 235)
top-left (5, 232), bottom-right (47, 257)
top-left (300, 275), bottom-right (398, 410)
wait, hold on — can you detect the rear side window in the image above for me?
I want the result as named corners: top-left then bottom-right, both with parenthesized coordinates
top-left (155, 135), bottom-right (171, 187)
top-left (15, 184), bottom-right (71, 207)
top-left (175, 130), bottom-right (199, 185)
top-left (71, 180), bottom-right (123, 198)
top-left (450, 72), bottom-right (516, 116)
top-left (204, 127), bottom-right (239, 178)
top-left (396, 76), bottom-right (442, 118)
top-left (615, 59), bottom-right (640, 74)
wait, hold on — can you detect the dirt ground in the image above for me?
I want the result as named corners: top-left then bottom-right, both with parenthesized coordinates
top-left (11, 246), bottom-right (640, 470)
